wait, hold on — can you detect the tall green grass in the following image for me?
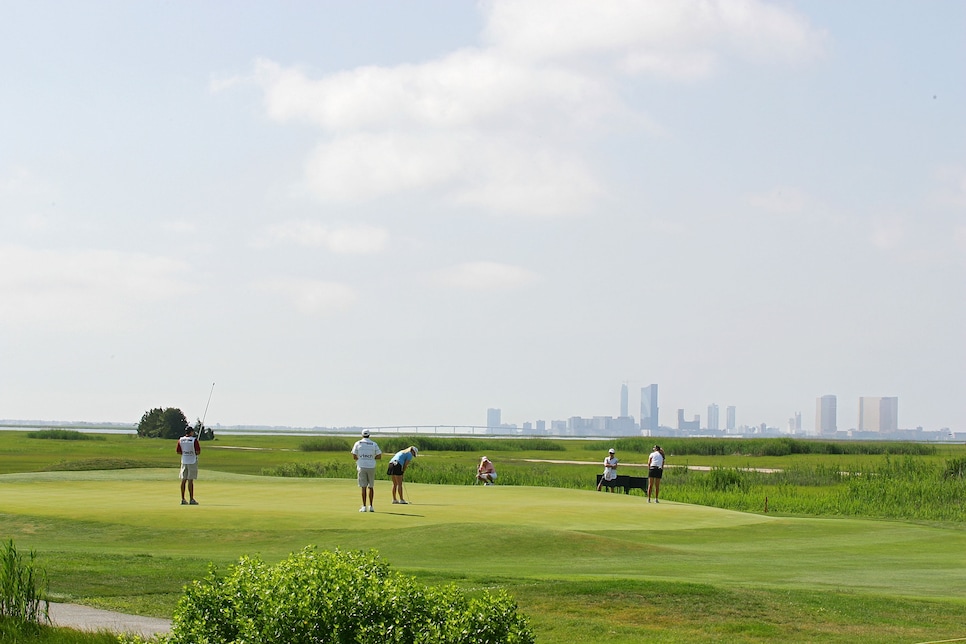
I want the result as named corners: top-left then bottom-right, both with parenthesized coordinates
top-left (0, 540), bottom-right (49, 628)
top-left (26, 430), bottom-right (104, 441)
top-left (597, 436), bottom-right (937, 456)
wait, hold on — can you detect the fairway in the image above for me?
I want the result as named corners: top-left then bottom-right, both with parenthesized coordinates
top-left (2, 468), bottom-right (965, 604)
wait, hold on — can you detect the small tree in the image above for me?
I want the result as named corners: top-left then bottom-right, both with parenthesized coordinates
top-left (137, 407), bottom-right (190, 439)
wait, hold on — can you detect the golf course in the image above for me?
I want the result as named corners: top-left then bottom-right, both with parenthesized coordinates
top-left (1, 431), bottom-right (965, 642)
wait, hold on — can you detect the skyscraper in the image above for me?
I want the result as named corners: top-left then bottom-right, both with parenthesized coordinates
top-left (726, 406), bottom-right (736, 431)
top-left (486, 408), bottom-right (501, 430)
top-left (858, 397), bottom-right (898, 431)
top-left (816, 395), bottom-right (837, 434)
top-left (640, 384), bottom-right (658, 431)
top-left (707, 403), bottom-right (719, 431)
top-left (620, 383), bottom-right (628, 418)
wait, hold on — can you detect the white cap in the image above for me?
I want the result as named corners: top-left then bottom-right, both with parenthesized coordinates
top-left (361, 430), bottom-right (370, 437)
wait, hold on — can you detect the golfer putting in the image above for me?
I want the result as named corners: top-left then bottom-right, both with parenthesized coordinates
top-left (388, 445), bottom-right (418, 504)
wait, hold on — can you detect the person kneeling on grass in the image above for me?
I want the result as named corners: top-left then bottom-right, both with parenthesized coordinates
top-left (388, 446), bottom-right (418, 504)
top-left (476, 456), bottom-right (497, 485)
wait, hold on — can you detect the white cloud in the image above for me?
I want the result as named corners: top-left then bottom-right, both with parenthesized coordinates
top-left (481, 0), bottom-right (826, 76)
top-left (253, 278), bottom-right (357, 314)
top-left (434, 261), bottom-right (541, 291)
top-left (258, 220), bottom-right (389, 254)
top-left (251, 51), bottom-right (602, 131)
top-left (225, 0), bottom-right (825, 217)
top-left (0, 246), bottom-right (196, 328)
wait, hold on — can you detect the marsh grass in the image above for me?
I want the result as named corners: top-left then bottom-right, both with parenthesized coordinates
top-left (26, 430), bottom-right (104, 442)
top-left (42, 459), bottom-right (160, 472)
top-left (297, 437), bottom-right (351, 452)
top-left (0, 540), bottom-right (49, 628)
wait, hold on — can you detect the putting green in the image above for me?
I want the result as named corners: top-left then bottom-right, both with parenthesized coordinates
top-left (2, 469), bottom-right (964, 602)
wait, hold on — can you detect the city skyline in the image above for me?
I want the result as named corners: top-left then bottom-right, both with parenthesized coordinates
top-left (1, 2), bottom-right (963, 432)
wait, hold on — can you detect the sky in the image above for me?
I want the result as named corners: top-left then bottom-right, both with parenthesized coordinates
top-left (1, 1), bottom-right (964, 432)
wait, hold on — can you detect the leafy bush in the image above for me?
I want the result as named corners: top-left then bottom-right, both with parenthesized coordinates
top-left (125, 547), bottom-right (532, 644)
top-left (299, 437), bottom-right (352, 452)
top-left (26, 429), bottom-right (103, 441)
top-left (0, 540), bottom-right (49, 628)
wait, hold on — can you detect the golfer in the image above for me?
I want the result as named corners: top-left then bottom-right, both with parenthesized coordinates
top-left (647, 445), bottom-right (665, 503)
top-left (597, 448), bottom-right (618, 492)
top-left (476, 456), bottom-right (497, 485)
top-left (388, 445), bottom-right (418, 504)
top-left (351, 430), bottom-right (382, 512)
top-left (177, 426), bottom-right (201, 505)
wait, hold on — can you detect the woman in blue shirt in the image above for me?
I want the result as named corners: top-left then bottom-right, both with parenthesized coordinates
top-left (387, 446), bottom-right (419, 504)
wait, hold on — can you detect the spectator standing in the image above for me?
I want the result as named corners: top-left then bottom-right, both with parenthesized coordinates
top-left (351, 430), bottom-right (382, 512)
top-left (647, 445), bottom-right (665, 503)
top-left (177, 426), bottom-right (201, 505)
top-left (597, 448), bottom-right (619, 492)
top-left (388, 446), bottom-right (418, 504)
top-left (476, 456), bottom-right (497, 485)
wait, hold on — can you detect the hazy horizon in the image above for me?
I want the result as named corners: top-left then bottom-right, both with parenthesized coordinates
top-left (2, 1), bottom-right (963, 433)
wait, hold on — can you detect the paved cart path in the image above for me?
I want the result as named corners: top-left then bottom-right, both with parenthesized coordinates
top-left (48, 602), bottom-right (172, 637)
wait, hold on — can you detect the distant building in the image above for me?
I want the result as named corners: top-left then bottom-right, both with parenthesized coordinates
top-left (726, 406), bottom-right (736, 431)
top-left (486, 408), bottom-right (501, 430)
top-left (816, 395), bottom-right (837, 434)
top-left (677, 409), bottom-right (700, 431)
top-left (536, 420), bottom-right (546, 432)
top-left (707, 403), bottom-right (719, 431)
top-left (788, 411), bottom-right (802, 433)
top-left (640, 384), bottom-right (659, 431)
top-left (858, 397), bottom-right (898, 431)
top-left (620, 384), bottom-right (629, 418)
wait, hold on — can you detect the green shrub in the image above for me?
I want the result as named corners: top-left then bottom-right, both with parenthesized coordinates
top-left (144, 547), bottom-right (532, 644)
top-left (378, 436), bottom-right (564, 454)
top-left (26, 429), bottom-right (103, 441)
top-left (0, 540), bottom-right (49, 627)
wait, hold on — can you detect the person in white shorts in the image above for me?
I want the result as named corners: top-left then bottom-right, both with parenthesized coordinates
top-left (177, 426), bottom-right (200, 505)
top-left (351, 430), bottom-right (382, 512)
top-left (476, 456), bottom-right (497, 485)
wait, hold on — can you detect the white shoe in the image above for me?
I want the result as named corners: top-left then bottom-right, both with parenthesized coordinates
top-left (398, 499), bottom-right (409, 504)
top-left (392, 500), bottom-right (400, 504)
top-left (655, 499), bottom-right (660, 503)
top-left (359, 505), bottom-right (367, 512)
top-left (368, 506), bottom-right (374, 512)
